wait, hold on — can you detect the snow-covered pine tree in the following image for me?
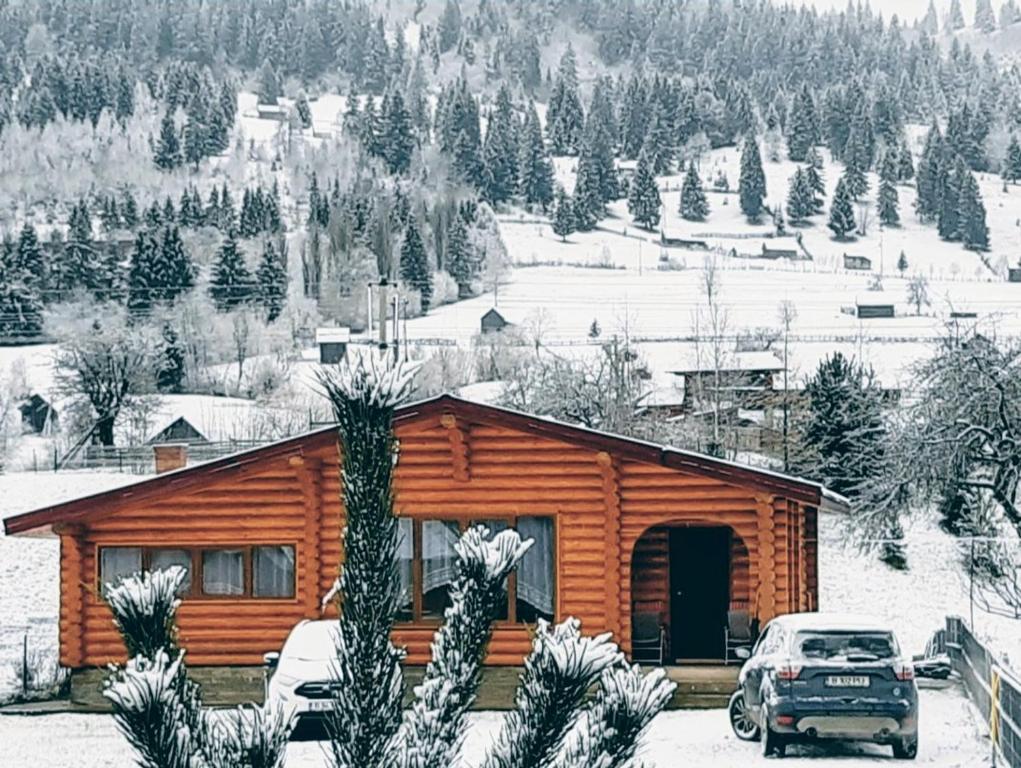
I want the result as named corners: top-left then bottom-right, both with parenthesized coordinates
top-left (15, 223), bottom-right (45, 289)
top-left (1003, 135), bottom-right (1021, 184)
top-left (121, 190), bottom-right (139, 229)
top-left (897, 138), bottom-right (915, 182)
top-left (157, 226), bottom-right (195, 304)
top-left (518, 102), bottom-right (554, 209)
top-left (805, 148), bottom-right (826, 213)
top-left (255, 238), bottom-right (288, 322)
top-left (921, 0), bottom-right (939, 33)
top-left (828, 176), bottom-right (856, 239)
top-left (154, 109), bottom-right (181, 170)
top-left (738, 134), bottom-right (766, 221)
top-left (399, 214), bottom-right (432, 311)
top-left (162, 197), bottom-right (176, 224)
top-left (948, 0), bottom-right (965, 31)
top-left (897, 251), bottom-right (908, 275)
top-left (551, 186), bottom-right (575, 241)
top-left (127, 229), bottom-right (159, 313)
top-left (627, 151), bottom-right (662, 230)
top-left (878, 176), bottom-right (899, 226)
top-left (481, 86), bottom-right (518, 205)
top-left (546, 46), bottom-right (584, 155)
top-left (210, 229), bottom-right (255, 311)
top-left (219, 184), bottom-right (237, 232)
top-left (975, 0), bottom-right (997, 32)
top-left (445, 214), bottom-right (476, 297)
top-left (786, 167), bottom-right (814, 224)
top-left (257, 60), bottom-right (281, 105)
top-left (938, 156), bottom-right (967, 241)
top-left (958, 168), bottom-right (990, 250)
top-left (915, 123), bottom-right (946, 222)
top-left (381, 88), bottom-right (415, 175)
top-left (0, 244), bottom-right (44, 339)
top-left (679, 161), bottom-right (709, 221)
top-left (295, 91), bottom-right (312, 129)
top-left (157, 322), bottom-right (185, 393)
top-left (786, 84), bottom-right (820, 162)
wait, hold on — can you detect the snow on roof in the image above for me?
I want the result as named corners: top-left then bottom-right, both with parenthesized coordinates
top-left (139, 395), bottom-right (279, 444)
top-left (455, 380), bottom-right (507, 405)
top-left (669, 349), bottom-right (783, 375)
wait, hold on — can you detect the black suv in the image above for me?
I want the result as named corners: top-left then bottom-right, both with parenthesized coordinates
top-left (728, 613), bottom-right (919, 759)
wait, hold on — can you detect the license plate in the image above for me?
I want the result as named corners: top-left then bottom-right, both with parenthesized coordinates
top-left (825, 675), bottom-right (869, 687)
top-left (307, 700), bottom-right (337, 712)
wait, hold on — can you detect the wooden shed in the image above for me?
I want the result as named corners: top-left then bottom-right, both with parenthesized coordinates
top-left (4, 396), bottom-right (837, 697)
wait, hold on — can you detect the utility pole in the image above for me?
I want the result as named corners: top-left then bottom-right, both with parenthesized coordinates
top-left (376, 278), bottom-right (390, 355)
top-left (366, 284), bottom-right (374, 337)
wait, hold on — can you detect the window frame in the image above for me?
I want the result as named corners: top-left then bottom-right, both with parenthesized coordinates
top-left (398, 515), bottom-right (555, 627)
top-left (96, 544), bottom-right (297, 601)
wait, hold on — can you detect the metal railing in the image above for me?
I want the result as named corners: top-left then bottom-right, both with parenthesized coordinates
top-left (947, 616), bottom-right (1021, 766)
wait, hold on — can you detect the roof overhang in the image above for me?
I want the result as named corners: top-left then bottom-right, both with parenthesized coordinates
top-left (4, 394), bottom-right (831, 536)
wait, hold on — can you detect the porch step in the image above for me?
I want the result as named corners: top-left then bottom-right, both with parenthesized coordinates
top-left (664, 665), bottom-right (739, 709)
top-left (669, 692), bottom-right (733, 709)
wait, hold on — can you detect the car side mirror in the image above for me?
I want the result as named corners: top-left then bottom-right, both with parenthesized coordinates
top-left (263, 651), bottom-right (280, 669)
top-left (735, 647), bottom-right (751, 660)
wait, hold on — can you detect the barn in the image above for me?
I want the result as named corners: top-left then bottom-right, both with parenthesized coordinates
top-left (3, 395), bottom-right (841, 706)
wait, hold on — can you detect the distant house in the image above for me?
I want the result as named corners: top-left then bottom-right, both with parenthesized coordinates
top-left (949, 311), bottom-right (978, 320)
top-left (761, 243), bottom-right (799, 260)
top-left (856, 302), bottom-right (895, 319)
top-left (1008, 268), bottom-right (1021, 283)
top-left (668, 350), bottom-right (784, 413)
top-left (660, 230), bottom-right (709, 250)
top-left (316, 327), bottom-right (351, 364)
top-left (19, 394), bottom-right (56, 434)
top-left (142, 395), bottom-right (271, 445)
top-left (256, 104), bottom-right (289, 121)
top-left (843, 254), bottom-right (872, 271)
top-left (481, 308), bottom-right (512, 334)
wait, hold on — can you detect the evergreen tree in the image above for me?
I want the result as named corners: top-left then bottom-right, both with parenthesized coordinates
top-left (921, 0), bottom-right (940, 33)
top-left (256, 238), bottom-right (288, 322)
top-left (480, 86), bottom-right (518, 205)
top-left (182, 110), bottom-right (206, 169)
top-left (59, 199), bottom-right (103, 295)
top-left (551, 186), bottom-right (576, 241)
top-left (948, 0), bottom-right (965, 30)
top-left (915, 123), bottom-right (947, 222)
top-left (679, 161), bottom-right (709, 221)
top-left (738, 135), bottom-right (767, 221)
top-left (257, 61), bottom-right (281, 105)
top-left (518, 102), bottom-right (554, 209)
top-left (958, 169), bottom-right (990, 250)
top-left (399, 215), bottom-right (432, 311)
top-left (938, 156), bottom-right (967, 241)
top-left (380, 88), bottom-right (415, 175)
top-left (897, 138), bottom-right (915, 182)
top-left (15, 223), bottom-right (45, 288)
top-left (156, 226), bottom-right (195, 304)
top-left (153, 109), bottom-right (181, 170)
top-left (126, 229), bottom-right (159, 313)
top-left (157, 323), bottom-right (185, 393)
top-left (627, 151), bottom-right (662, 230)
top-left (897, 251), bottom-right (909, 275)
top-left (121, 190), bottom-right (139, 229)
top-left (1003, 136), bottom-right (1021, 184)
top-left (828, 177), bottom-right (856, 239)
top-left (445, 215), bottom-right (475, 297)
top-left (786, 167), bottom-right (815, 224)
top-left (219, 183), bottom-right (237, 231)
top-left (437, 0), bottom-right (463, 52)
top-left (786, 84), bottom-right (820, 162)
top-left (295, 92), bottom-right (312, 129)
top-left (209, 229), bottom-right (254, 311)
top-left (0, 246), bottom-right (44, 339)
top-left (546, 46), bottom-right (584, 155)
top-left (878, 177), bottom-right (900, 226)
top-left (975, 0), bottom-right (997, 32)
top-left (641, 102), bottom-right (673, 175)
top-left (805, 148), bottom-right (826, 213)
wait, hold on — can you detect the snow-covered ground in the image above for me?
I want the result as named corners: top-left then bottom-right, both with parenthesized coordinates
top-left (0, 685), bottom-right (989, 766)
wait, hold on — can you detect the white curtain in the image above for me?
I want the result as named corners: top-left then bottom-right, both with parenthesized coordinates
top-left (517, 517), bottom-right (554, 617)
top-left (423, 520), bottom-right (460, 594)
top-left (397, 518), bottom-right (413, 611)
top-left (150, 549), bottom-right (192, 593)
top-left (202, 550), bottom-right (244, 596)
top-left (253, 546), bottom-right (294, 597)
top-left (101, 547), bottom-right (141, 590)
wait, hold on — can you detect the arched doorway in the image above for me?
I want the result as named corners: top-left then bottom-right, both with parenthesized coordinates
top-left (631, 523), bottom-right (750, 663)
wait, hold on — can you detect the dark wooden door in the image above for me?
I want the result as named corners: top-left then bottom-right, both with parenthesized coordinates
top-left (669, 527), bottom-right (731, 661)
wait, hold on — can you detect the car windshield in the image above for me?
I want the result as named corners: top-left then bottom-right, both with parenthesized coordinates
top-left (282, 622), bottom-right (339, 662)
top-left (795, 631), bottom-right (898, 661)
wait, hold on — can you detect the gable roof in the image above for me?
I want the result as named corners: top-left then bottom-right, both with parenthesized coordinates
top-left (3, 394), bottom-right (834, 536)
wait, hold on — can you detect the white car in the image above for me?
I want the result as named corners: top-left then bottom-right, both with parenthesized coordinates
top-left (264, 620), bottom-right (341, 739)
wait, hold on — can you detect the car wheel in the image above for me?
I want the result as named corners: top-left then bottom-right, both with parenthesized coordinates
top-left (760, 707), bottom-right (786, 758)
top-left (892, 735), bottom-right (918, 760)
top-left (728, 690), bottom-right (761, 742)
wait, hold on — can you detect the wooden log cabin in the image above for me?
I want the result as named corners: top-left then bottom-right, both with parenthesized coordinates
top-left (4, 395), bottom-right (842, 703)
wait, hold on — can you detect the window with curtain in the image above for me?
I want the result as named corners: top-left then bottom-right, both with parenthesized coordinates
top-left (100, 547), bottom-right (142, 591)
top-left (422, 520), bottom-right (460, 619)
top-left (150, 549), bottom-right (192, 594)
top-left (396, 516), bottom-right (554, 624)
top-left (516, 517), bottom-right (555, 623)
top-left (253, 546), bottom-right (295, 598)
top-left (202, 549), bottom-right (244, 596)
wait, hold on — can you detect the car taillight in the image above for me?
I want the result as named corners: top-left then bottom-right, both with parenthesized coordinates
top-left (776, 664), bottom-right (802, 680)
top-left (894, 662), bottom-right (914, 681)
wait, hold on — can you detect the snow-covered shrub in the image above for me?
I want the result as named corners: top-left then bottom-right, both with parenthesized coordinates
top-left (431, 270), bottom-right (460, 307)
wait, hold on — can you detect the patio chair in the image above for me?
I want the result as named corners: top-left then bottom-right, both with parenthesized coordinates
top-left (632, 612), bottom-right (667, 665)
top-left (724, 609), bottom-right (753, 665)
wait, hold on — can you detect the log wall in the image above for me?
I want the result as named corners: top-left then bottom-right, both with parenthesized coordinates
top-left (60, 408), bottom-right (817, 669)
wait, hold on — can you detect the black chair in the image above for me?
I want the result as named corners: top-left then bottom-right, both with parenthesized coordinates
top-left (632, 612), bottom-right (667, 665)
top-left (724, 609), bottom-right (753, 664)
